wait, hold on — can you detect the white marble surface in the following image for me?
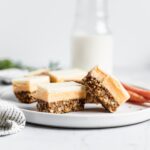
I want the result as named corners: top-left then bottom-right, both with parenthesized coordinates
top-left (0, 69), bottom-right (150, 150)
top-left (0, 122), bottom-right (150, 150)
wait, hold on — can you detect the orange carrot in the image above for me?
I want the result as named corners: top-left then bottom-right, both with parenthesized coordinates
top-left (122, 83), bottom-right (150, 99)
top-left (127, 90), bottom-right (149, 104)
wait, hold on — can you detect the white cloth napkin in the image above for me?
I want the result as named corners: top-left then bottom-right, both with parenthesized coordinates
top-left (0, 100), bottom-right (26, 136)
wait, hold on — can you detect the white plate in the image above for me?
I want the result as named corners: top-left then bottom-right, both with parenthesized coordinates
top-left (0, 86), bottom-right (150, 128)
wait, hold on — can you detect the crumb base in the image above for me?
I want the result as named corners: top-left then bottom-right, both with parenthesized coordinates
top-left (37, 99), bottom-right (85, 114)
top-left (14, 91), bottom-right (36, 103)
top-left (83, 75), bottom-right (119, 112)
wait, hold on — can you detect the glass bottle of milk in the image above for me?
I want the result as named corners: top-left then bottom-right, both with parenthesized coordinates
top-left (71, 0), bottom-right (113, 73)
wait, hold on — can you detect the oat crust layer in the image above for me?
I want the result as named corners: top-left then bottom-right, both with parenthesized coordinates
top-left (14, 91), bottom-right (36, 103)
top-left (37, 99), bottom-right (85, 114)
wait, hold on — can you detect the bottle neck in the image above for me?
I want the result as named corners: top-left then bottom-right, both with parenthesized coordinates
top-left (74, 0), bottom-right (110, 35)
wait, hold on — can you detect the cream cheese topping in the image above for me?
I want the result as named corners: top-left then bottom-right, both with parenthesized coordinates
top-left (36, 81), bottom-right (86, 102)
top-left (12, 76), bottom-right (50, 92)
top-left (50, 69), bottom-right (87, 82)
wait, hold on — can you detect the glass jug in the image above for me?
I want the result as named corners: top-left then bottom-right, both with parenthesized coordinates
top-left (71, 0), bottom-right (113, 73)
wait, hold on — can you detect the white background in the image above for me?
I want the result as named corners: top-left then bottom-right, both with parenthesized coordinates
top-left (0, 0), bottom-right (150, 71)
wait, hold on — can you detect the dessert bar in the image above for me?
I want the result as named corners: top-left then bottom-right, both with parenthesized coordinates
top-left (49, 69), bottom-right (87, 83)
top-left (12, 76), bottom-right (50, 103)
top-left (83, 66), bottom-right (130, 112)
top-left (36, 82), bottom-right (86, 113)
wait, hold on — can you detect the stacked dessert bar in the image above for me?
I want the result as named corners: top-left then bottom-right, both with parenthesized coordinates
top-left (12, 76), bottom-right (50, 103)
top-left (49, 69), bottom-right (87, 83)
top-left (36, 82), bottom-right (85, 113)
top-left (12, 67), bottom-right (130, 113)
top-left (82, 66), bottom-right (130, 112)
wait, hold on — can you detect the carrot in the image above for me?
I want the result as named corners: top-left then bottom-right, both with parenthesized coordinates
top-left (122, 83), bottom-right (150, 99)
top-left (127, 90), bottom-right (149, 104)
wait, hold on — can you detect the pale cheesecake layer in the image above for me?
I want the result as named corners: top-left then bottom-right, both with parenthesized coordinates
top-left (12, 76), bottom-right (50, 92)
top-left (49, 69), bottom-right (87, 83)
top-left (35, 81), bottom-right (86, 102)
top-left (25, 69), bottom-right (50, 78)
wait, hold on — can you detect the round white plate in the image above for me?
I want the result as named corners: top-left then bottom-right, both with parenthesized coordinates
top-left (0, 85), bottom-right (150, 128)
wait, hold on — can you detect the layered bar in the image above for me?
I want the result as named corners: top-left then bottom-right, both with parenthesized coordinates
top-left (36, 82), bottom-right (86, 113)
top-left (49, 69), bottom-right (87, 83)
top-left (83, 66), bottom-right (130, 112)
top-left (12, 76), bottom-right (50, 103)
top-left (25, 69), bottom-right (50, 80)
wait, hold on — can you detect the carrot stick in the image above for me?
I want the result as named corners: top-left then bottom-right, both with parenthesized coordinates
top-left (127, 90), bottom-right (149, 104)
top-left (122, 83), bottom-right (150, 99)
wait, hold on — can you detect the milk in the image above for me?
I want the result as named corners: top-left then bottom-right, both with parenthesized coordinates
top-left (71, 34), bottom-right (113, 73)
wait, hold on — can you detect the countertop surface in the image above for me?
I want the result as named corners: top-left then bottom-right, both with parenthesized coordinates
top-left (0, 69), bottom-right (150, 150)
top-left (1, 122), bottom-right (150, 150)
